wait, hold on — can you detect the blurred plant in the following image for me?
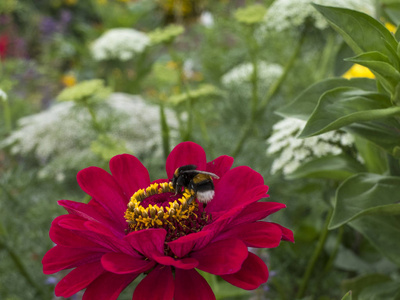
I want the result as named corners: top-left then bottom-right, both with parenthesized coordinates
top-left (149, 24), bottom-right (184, 45)
top-left (261, 0), bottom-right (375, 32)
top-left (2, 91), bottom-right (178, 181)
top-left (91, 28), bottom-right (150, 61)
top-left (222, 61), bottom-right (283, 98)
top-left (0, 88), bottom-right (11, 134)
top-left (158, 0), bottom-right (207, 21)
top-left (278, 4), bottom-right (400, 297)
top-left (267, 117), bottom-right (360, 176)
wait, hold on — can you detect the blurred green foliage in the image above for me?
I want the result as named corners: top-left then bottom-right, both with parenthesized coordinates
top-left (1, 0), bottom-right (400, 299)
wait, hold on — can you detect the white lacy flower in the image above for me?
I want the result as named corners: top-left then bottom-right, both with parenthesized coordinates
top-left (262, 0), bottom-right (375, 32)
top-left (2, 93), bottom-right (177, 180)
top-left (91, 28), bottom-right (150, 61)
top-left (266, 117), bottom-right (355, 175)
top-left (0, 88), bottom-right (7, 101)
top-left (222, 61), bottom-right (283, 86)
top-left (200, 11), bottom-right (214, 28)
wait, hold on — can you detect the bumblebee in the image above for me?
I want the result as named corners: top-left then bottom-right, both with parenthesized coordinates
top-left (171, 164), bottom-right (219, 204)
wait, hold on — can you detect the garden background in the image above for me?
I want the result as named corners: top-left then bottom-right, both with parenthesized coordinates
top-left (1, 0), bottom-right (400, 299)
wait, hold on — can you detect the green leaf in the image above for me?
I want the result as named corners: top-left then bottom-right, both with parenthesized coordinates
top-left (299, 87), bottom-right (400, 138)
top-left (312, 4), bottom-right (399, 68)
top-left (345, 51), bottom-right (400, 94)
top-left (347, 120), bottom-right (400, 157)
top-left (353, 136), bottom-right (388, 174)
top-left (329, 173), bottom-right (400, 229)
top-left (277, 78), bottom-right (376, 121)
top-left (287, 155), bottom-right (365, 181)
top-left (341, 291), bottom-right (352, 300)
top-left (342, 274), bottom-right (392, 300)
top-left (350, 215), bottom-right (400, 266)
top-left (358, 281), bottom-right (400, 300)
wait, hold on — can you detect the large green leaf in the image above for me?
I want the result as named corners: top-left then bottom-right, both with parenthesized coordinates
top-left (347, 120), bottom-right (400, 157)
top-left (312, 4), bottom-right (399, 68)
top-left (358, 281), bottom-right (400, 300)
top-left (350, 215), bottom-right (400, 266)
top-left (277, 78), bottom-right (376, 121)
top-left (342, 274), bottom-right (392, 300)
top-left (329, 173), bottom-right (400, 229)
top-left (346, 51), bottom-right (400, 94)
top-left (287, 155), bottom-right (365, 181)
top-left (353, 136), bottom-right (388, 174)
top-left (299, 87), bottom-right (400, 138)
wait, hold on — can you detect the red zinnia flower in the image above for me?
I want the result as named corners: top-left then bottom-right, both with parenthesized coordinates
top-left (43, 141), bottom-right (293, 299)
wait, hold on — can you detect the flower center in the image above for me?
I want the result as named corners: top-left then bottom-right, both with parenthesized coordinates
top-left (124, 182), bottom-right (211, 243)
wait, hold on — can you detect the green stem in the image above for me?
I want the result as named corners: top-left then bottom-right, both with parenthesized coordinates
top-left (86, 103), bottom-right (103, 134)
top-left (231, 30), bottom-right (306, 158)
top-left (0, 239), bottom-right (47, 297)
top-left (314, 32), bottom-right (338, 80)
top-left (160, 103), bottom-right (170, 161)
top-left (324, 226), bottom-right (344, 273)
top-left (259, 29), bottom-right (307, 111)
top-left (296, 208), bottom-right (333, 299)
top-left (387, 154), bottom-right (400, 176)
top-left (168, 46), bottom-right (195, 141)
top-left (2, 96), bottom-right (12, 134)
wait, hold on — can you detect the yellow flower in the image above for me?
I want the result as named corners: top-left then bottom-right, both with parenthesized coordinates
top-left (159, 0), bottom-right (193, 16)
top-left (342, 64), bottom-right (375, 79)
top-left (64, 0), bottom-right (77, 5)
top-left (385, 22), bottom-right (397, 33)
top-left (61, 74), bottom-right (77, 87)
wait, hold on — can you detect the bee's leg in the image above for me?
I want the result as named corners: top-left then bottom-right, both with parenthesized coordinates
top-left (187, 195), bottom-right (195, 205)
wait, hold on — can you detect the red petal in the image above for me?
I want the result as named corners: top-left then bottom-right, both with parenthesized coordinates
top-left (221, 252), bottom-right (269, 290)
top-left (168, 230), bottom-right (212, 257)
top-left (190, 239), bottom-right (248, 275)
top-left (174, 269), bottom-right (216, 300)
top-left (109, 154), bottom-right (150, 198)
top-left (58, 200), bottom-right (122, 236)
top-left (83, 272), bottom-right (138, 300)
top-left (228, 202), bottom-right (287, 227)
top-left (165, 142), bottom-right (207, 179)
top-left (50, 216), bottom-right (106, 251)
top-left (132, 265), bottom-right (174, 300)
top-left (42, 245), bottom-right (104, 274)
top-left (271, 222), bottom-right (295, 242)
top-left (124, 228), bottom-right (166, 258)
top-left (54, 261), bottom-right (105, 297)
top-left (77, 166), bottom-right (127, 229)
top-left (216, 222), bottom-right (283, 248)
top-left (206, 155), bottom-right (234, 184)
top-left (101, 252), bottom-right (155, 274)
top-left (206, 166), bottom-right (268, 213)
top-left (154, 256), bottom-right (198, 270)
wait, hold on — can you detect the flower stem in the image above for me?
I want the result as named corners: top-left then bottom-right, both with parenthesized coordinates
top-left (259, 29), bottom-right (306, 112)
top-left (2, 96), bottom-right (12, 134)
top-left (168, 45), bottom-right (195, 141)
top-left (231, 30), bottom-right (306, 158)
top-left (160, 103), bottom-right (170, 161)
top-left (296, 208), bottom-right (333, 298)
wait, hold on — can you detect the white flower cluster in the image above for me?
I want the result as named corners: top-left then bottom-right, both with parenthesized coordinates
top-left (0, 88), bottom-right (7, 101)
top-left (2, 93), bottom-right (177, 180)
top-left (266, 117), bottom-right (354, 175)
top-left (222, 61), bottom-right (283, 86)
top-left (262, 0), bottom-right (375, 32)
top-left (91, 28), bottom-right (150, 61)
